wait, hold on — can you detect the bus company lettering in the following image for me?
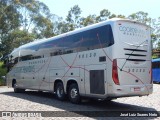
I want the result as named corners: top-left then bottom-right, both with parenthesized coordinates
top-left (119, 26), bottom-right (146, 35)
top-left (14, 66), bottom-right (35, 73)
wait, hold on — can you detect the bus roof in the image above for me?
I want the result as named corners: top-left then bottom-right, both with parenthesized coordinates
top-left (152, 58), bottom-right (160, 62)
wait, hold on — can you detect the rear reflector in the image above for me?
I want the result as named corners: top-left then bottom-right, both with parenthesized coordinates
top-left (112, 59), bottom-right (120, 85)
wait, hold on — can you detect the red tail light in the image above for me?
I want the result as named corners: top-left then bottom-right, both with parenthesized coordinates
top-left (112, 59), bottom-right (120, 85)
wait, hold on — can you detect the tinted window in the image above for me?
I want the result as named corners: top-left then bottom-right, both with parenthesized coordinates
top-left (20, 55), bottom-right (42, 61)
top-left (55, 25), bottom-right (113, 55)
top-left (24, 24), bottom-right (114, 57)
top-left (79, 25), bottom-right (114, 50)
top-left (39, 39), bottom-right (61, 49)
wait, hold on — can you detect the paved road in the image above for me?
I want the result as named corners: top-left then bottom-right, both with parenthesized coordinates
top-left (0, 84), bottom-right (160, 120)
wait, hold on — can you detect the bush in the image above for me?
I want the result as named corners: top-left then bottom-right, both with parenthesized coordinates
top-left (0, 62), bottom-right (7, 86)
top-left (152, 54), bottom-right (159, 59)
top-left (0, 78), bottom-right (5, 86)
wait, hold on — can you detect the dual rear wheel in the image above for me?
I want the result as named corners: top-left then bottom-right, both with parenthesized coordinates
top-left (13, 80), bottom-right (81, 103)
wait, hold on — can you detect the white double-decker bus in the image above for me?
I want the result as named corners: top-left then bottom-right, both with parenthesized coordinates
top-left (5, 18), bottom-right (153, 103)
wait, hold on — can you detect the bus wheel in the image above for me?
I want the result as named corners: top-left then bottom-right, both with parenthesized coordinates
top-left (13, 80), bottom-right (25, 93)
top-left (55, 82), bottom-right (66, 100)
top-left (68, 83), bottom-right (81, 104)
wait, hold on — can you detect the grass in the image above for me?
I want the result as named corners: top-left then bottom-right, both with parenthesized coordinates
top-left (152, 54), bottom-right (159, 59)
top-left (0, 61), bottom-right (7, 86)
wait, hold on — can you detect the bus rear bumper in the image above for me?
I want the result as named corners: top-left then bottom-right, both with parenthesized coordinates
top-left (109, 84), bottom-right (153, 97)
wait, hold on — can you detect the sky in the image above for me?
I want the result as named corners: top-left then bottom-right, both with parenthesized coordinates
top-left (39, 0), bottom-right (159, 20)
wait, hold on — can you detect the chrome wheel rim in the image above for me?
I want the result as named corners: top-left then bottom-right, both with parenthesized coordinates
top-left (70, 88), bottom-right (78, 98)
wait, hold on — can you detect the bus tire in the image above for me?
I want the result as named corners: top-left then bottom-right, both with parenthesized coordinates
top-left (68, 83), bottom-right (81, 104)
top-left (55, 82), bottom-right (66, 100)
top-left (13, 80), bottom-right (25, 93)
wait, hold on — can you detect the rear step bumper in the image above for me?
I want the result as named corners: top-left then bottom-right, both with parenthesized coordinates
top-left (109, 84), bottom-right (153, 97)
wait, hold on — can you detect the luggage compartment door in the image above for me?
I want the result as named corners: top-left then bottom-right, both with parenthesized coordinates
top-left (85, 64), bottom-right (107, 95)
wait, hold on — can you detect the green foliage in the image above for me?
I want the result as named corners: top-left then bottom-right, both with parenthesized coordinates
top-left (0, 0), bottom-right (21, 55)
top-left (96, 9), bottom-right (111, 22)
top-left (80, 15), bottom-right (97, 27)
top-left (128, 11), bottom-right (151, 24)
top-left (66, 5), bottom-right (82, 30)
top-left (152, 54), bottom-right (159, 59)
top-left (3, 29), bottom-right (36, 54)
top-left (0, 0), bottom-right (56, 56)
top-left (0, 62), bottom-right (7, 86)
top-left (32, 16), bottom-right (55, 38)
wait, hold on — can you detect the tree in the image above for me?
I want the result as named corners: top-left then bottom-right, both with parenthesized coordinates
top-left (109, 14), bottom-right (125, 19)
top-left (32, 16), bottom-right (54, 38)
top-left (109, 14), bottom-right (116, 19)
top-left (55, 21), bottom-right (71, 34)
top-left (14, 0), bottom-right (55, 38)
top-left (117, 14), bottom-right (126, 18)
top-left (0, 0), bottom-right (55, 56)
top-left (96, 9), bottom-right (111, 22)
top-left (66, 5), bottom-right (82, 30)
top-left (0, 0), bottom-right (21, 55)
top-left (80, 9), bottom-right (125, 27)
top-left (148, 17), bottom-right (160, 51)
top-left (80, 15), bottom-right (97, 27)
top-left (151, 17), bottom-right (160, 36)
top-left (1, 29), bottom-right (35, 54)
top-left (128, 11), bottom-right (151, 24)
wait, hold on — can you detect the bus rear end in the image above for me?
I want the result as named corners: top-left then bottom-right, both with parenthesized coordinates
top-left (111, 20), bottom-right (153, 97)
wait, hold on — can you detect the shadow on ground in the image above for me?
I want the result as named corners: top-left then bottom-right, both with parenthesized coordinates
top-left (1, 90), bottom-right (159, 119)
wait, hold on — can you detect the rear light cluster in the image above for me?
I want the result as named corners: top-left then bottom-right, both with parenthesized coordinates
top-left (112, 59), bottom-right (120, 85)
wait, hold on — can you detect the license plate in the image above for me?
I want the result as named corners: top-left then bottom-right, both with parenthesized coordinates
top-left (134, 87), bottom-right (140, 92)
